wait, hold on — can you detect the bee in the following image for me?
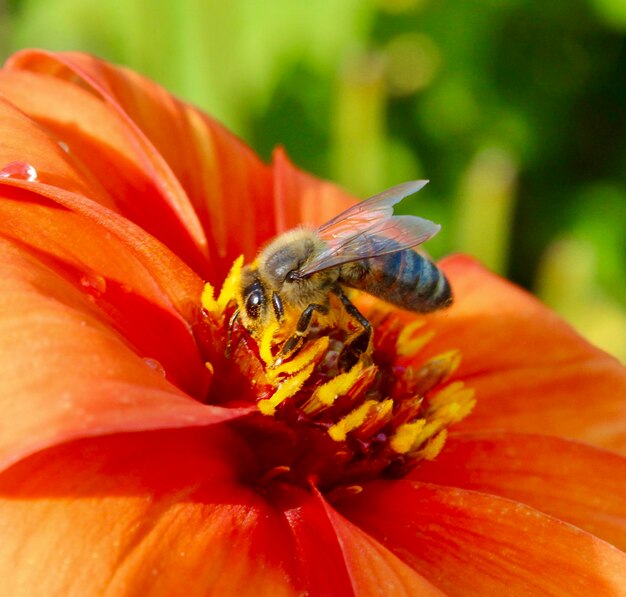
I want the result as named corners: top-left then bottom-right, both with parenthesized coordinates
top-left (231, 180), bottom-right (452, 368)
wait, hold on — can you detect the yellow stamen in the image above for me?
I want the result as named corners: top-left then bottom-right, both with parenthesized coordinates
top-left (410, 420), bottom-right (443, 448)
top-left (328, 399), bottom-right (392, 442)
top-left (201, 283), bottom-right (218, 312)
top-left (428, 382), bottom-right (476, 424)
top-left (205, 361), bottom-right (214, 375)
top-left (390, 382), bottom-right (475, 456)
top-left (356, 398), bottom-right (394, 438)
top-left (420, 429), bottom-right (448, 460)
top-left (268, 337), bottom-right (330, 381)
top-left (259, 320), bottom-right (280, 366)
top-left (412, 350), bottom-right (462, 394)
top-left (315, 361), bottom-right (364, 407)
top-left (301, 361), bottom-right (377, 417)
top-left (258, 362), bottom-right (315, 416)
top-left (217, 255), bottom-right (243, 312)
top-left (390, 419), bottom-right (426, 454)
top-left (397, 321), bottom-right (435, 358)
top-left (201, 256), bottom-right (243, 315)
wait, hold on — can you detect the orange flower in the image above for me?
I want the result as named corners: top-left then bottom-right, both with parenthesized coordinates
top-left (0, 50), bottom-right (625, 596)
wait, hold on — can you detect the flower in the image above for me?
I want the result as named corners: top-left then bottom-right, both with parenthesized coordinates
top-left (0, 49), bottom-right (625, 596)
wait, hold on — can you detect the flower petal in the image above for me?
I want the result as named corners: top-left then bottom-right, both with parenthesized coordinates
top-left (0, 70), bottom-right (211, 276)
top-left (314, 489), bottom-right (445, 596)
top-left (0, 94), bottom-right (117, 210)
top-left (5, 49), bottom-right (275, 281)
top-left (424, 255), bottom-right (626, 453)
top-left (0, 90), bottom-right (204, 317)
top-left (0, 236), bottom-right (248, 472)
top-left (413, 432), bottom-right (626, 551)
top-left (0, 180), bottom-right (210, 397)
top-left (0, 429), bottom-right (353, 596)
top-left (340, 480), bottom-right (626, 597)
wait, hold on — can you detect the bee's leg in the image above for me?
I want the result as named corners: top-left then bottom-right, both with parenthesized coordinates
top-left (272, 291), bottom-right (284, 321)
top-left (276, 303), bottom-right (328, 364)
top-left (225, 308), bottom-right (240, 359)
top-left (335, 290), bottom-right (372, 370)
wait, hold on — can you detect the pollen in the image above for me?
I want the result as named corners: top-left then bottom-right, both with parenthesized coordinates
top-left (201, 255), bottom-right (243, 316)
top-left (420, 429), bottom-right (448, 461)
top-left (197, 259), bottom-right (476, 492)
top-left (313, 361), bottom-right (364, 407)
top-left (257, 362), bottom-right (315, 416)
top-left (259, 320), bottom-right (280, 366)
top-left (200, 284), bottom-right (218, 313)
top-left (268, 337), bottom-right (330, 380)
top-left (390, 420), bottom-right (426, 454)
top-left (328, 398), bottom-right (393, 441)
top-left (397, 320), bottom-right (435, 357)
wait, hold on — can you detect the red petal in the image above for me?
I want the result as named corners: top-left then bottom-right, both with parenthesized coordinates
top-left (314, 489), bottom-right (445, 596)
top-left (5, 50), bottom-right (275, 281)
top-left (413, 432), bottom-right (626, 551)
top-left (0, 70), bottom-right (211, 276)
top-left (0, 94), bottom-right (119, 210)
top-left (0, 429), bottom-right (352, 596)
top-left (0, 182), bottom-right (209, 394)
top-left (340, 480), bottom-right (626, 596)
top-left (0, 96), bottom-right (215, 390)
top-left (423, 255), bottom-right (626, 453)
top-left (0, 237), bottom-right (248, 472)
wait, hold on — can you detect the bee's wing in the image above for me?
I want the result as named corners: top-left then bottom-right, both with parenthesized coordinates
top-left (297, 180), bottom-right (440, 277)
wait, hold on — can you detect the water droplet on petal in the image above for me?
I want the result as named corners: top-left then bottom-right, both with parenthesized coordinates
top-left (80, 273), bottom-right (107, 297)
top-left (0, 161), bottom-right (38, 182)
top-left (143, 358), bottom-right (166, 377)
top-left (58, 141), bottom-right (70, 153)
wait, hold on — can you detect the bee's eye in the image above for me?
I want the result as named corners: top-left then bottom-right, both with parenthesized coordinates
top-left (245, 290), bottom-right (263, 319)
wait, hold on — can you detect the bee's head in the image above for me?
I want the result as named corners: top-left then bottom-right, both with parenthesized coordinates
top-left (236, 264), bottom-right (275, 339)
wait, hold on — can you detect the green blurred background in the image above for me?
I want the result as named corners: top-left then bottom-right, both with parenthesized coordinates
top-left (2, 0), bottom-right (625, 361)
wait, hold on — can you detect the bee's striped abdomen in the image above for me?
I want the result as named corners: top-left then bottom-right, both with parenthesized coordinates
top-left (342, 249), bottom-right (452, 313)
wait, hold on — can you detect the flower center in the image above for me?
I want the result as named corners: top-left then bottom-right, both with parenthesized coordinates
top-left (196, 257), bottom-right (475, 494)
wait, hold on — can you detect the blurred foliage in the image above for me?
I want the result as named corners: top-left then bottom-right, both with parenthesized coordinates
top-left (3, 0), bottom-right (625, 361)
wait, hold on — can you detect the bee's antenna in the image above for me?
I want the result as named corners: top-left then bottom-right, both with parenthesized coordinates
top-left (225, 309), bottom-right (240, 359)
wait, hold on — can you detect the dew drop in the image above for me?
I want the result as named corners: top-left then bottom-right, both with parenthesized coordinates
top-left (80, 273), bottom-right (107, 297)
top-left (0, 161), bottom-right (38, 182)
top-left (58, 141), bottom-right (70, 153)
top-left (143, 358), bottom-right (166, 377)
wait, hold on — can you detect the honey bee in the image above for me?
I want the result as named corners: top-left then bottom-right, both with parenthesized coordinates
top-left (231, 180), bottom-right (452, 368)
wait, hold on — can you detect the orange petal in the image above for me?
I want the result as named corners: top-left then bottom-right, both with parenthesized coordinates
top-left (0, 429), bottom-right (353, 596)
top-left (0, 92), bottom-right (208, 368)
top-left (273, 147), bottom-right (356, 232)
top-left (314, 489), bottom-right (445, 596)
top-left (0, 185), bottom-right (208, 386)
top-left (0, 95), bottom-right (119, 210)
top-left (0, 70), bottom-right (211, 276)
top-left (340, 480), bottom-right (626, 596)
top-left (0, 180), bottom-right (209, 398)
top-left (5, 50), bottom-right (275, 282)
top-left (0, 237), bottom-right (249, 473)
top-left (412, 431), bottom-right (626, 551)
top-left (421, 255), bottom-right (626, 453)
